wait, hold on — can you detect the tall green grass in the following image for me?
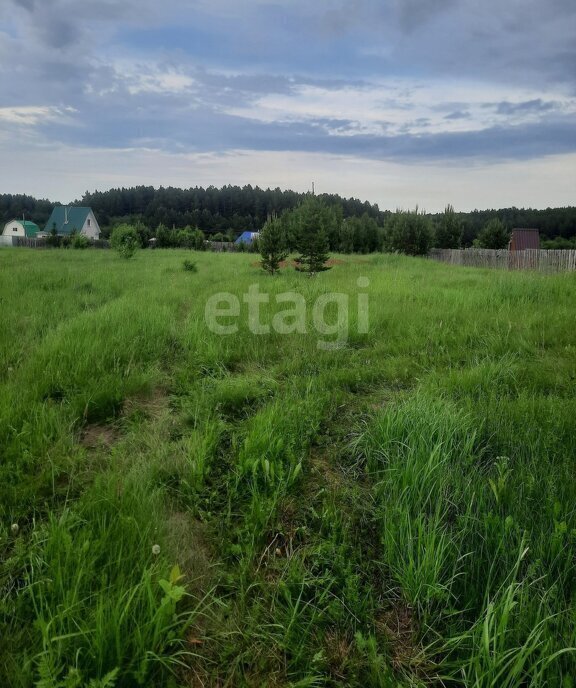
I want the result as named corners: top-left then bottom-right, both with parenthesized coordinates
top-left (1, 247), bottom-right (575, 686)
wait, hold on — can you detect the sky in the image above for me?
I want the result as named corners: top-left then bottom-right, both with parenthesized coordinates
top-left (1, 0), bottom-right (575, 211)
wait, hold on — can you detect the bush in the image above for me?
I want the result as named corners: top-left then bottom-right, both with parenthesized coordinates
top-left (474, 218), bottom-right (510, 249)
top-left (110, 224), bottom-right (139, 259)
top-left (70, 233), bottom-right (90, 249)
top-left (182, 259), bottom-right (197, 272)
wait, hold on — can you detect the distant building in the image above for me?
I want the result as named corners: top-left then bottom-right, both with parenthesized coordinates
top-left (2, 219), bottom-right (41, 238)
top-left (235, 231), bottom-right (259, 245)
top-left (44, 206), bottom-right (101, 239)
top-left (509, 228), bottom-right (540, 251)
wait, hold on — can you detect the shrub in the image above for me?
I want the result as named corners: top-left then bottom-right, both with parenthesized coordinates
top-left (70, 233), bottom-right (90, 249)
top-left (110, 224), bottom-right (139, 259)
top-left (474, 218), bottom-right (510, 249)
top-left (182, 259), bottom-right (197, 272)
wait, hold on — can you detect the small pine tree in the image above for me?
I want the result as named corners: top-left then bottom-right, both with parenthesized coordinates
top-left (435, 204), bottom-right (463, 248)
top-left (293, 198), bottom-right (331, 274)
top-left (384, 208), bottom-right (433, 255)
top-left (295, 229), bottom-right (330, 273)
top-left (259, 217), bottom-right (287, 274)
top-left (47, 222), bottom-right (59, 247)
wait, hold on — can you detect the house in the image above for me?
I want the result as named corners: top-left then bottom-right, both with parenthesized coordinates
top-left (235, 231), bottom-right (259, 245)
top-left (2, 219), bottom-right (41, 238)
top-left (44, 206), bottom-right (101, 239)
top-left (509, 228), bottom-right (539, 251)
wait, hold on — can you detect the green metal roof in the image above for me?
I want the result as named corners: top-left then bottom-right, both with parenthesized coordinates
top-left (44, 206), bottom-right (92, 235)
top-left (21, 221), bottom-right (41, 237)
top-left (5, 220), bottom-right (41, 237)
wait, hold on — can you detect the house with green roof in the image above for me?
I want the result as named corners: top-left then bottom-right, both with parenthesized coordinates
top-left (2, 219), bottom-right (42, 239)
top-left (44, 206), bottom-right (101, 239)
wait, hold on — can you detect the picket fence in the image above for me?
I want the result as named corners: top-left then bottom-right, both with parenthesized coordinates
top-left (429, 248), bottom-right (576, 273)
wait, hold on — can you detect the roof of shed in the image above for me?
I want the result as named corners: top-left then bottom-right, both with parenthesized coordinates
top-left (235, 231), bottom-right (259, 244)
top-left (510, 228), bottom-right (540, 250)
top-left (22, 221), bottom-right (40, 237)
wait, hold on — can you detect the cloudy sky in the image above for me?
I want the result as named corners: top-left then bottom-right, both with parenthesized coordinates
top-left (1, 0), bottom-right (575, 210)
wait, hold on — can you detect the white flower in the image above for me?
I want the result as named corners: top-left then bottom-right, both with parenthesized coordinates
top-left (152, 544), bottom-right (161, 556)
top-left (11, 523), bottom-right (19, 535)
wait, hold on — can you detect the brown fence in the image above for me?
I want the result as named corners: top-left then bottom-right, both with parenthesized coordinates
top-left (205, 241), bottom-right (259, 253)
top-left (207, 241), bottom-right (237, 252)
top-left (15, 237), bottom-right (48, 248)
top-left (8, 237), bottom-right (110, 249)
top-left (429, 248), bottom-right (576, 273)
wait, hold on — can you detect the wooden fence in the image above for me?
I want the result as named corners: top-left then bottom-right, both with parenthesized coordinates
top-left (207, 241), bottom-right (237, 252)
top-left (206, 241), bottom-right (259, 253)
top-left (0, 237), bottom-right (110, 249)
top-left (429, 248), bottom-right (576, 273)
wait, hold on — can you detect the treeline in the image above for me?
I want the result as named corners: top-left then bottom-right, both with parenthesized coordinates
top-left (447, 207), bottom-right (576, 244)
top-left (81, 185), bottom-right (383, 234)
top-left (1, 186), bottom-right (576, 249)
top-left (0, 194), bottom-right (53, 227)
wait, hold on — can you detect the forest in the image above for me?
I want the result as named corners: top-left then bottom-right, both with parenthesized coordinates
top-left (1, 186), bottom-right (575, 248)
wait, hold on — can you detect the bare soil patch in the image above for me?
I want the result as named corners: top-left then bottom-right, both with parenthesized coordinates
top-left (80, 423), bottom-right (121, 449)
top-left (122, 386), bottom-right (171, 419)
top-left (376, 602), bottom-right (418, 671)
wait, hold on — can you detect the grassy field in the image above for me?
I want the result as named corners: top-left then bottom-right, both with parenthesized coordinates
top-left (1, 248), bottom-right (575, 687)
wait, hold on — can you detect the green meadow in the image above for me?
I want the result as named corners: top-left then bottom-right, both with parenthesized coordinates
top-left (1, 248), bottom-right (575, 687)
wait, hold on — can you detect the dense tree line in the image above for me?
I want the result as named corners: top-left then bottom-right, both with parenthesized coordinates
top-left (1, 187), bottom-right (575, 252)
top-left (80, 185), bottom-right (383, 235)
top-left (0, 194), bottom-right (53, 227)
top-left (436, 206), bottom-right (576, 245)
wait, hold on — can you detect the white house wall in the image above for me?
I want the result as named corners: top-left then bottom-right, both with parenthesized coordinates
top-left (81, 210), bottom-right (100, 239)
top-left (2, 221), bottom-right (25, 237)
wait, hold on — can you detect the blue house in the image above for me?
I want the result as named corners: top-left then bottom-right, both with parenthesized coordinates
top-left (235, 231), bottom-right (259, 245)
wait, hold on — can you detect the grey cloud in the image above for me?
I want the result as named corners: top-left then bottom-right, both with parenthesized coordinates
top-left (36, 17), bottom-right (79, 49)
top-left (393, 0), bottom-right (458, 32)
top-left (2, 0), bottom-right (576, 174)
top-left (13, 0), bottom-right (37, 10)
top-left (369, 0), bottom-right (576, 91)
top-left (8, 0), bottom-right (576, 92)
top-left (444, 110), bottom-right (471, 120)
top-left (397, 117), bottom-right (431, 134)
top-left (9, 0), bottom-right (82, 51)
top-left (27, 73), bottom-right (576, 164)
top-left (495, 99), bottom-right (558, 116)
